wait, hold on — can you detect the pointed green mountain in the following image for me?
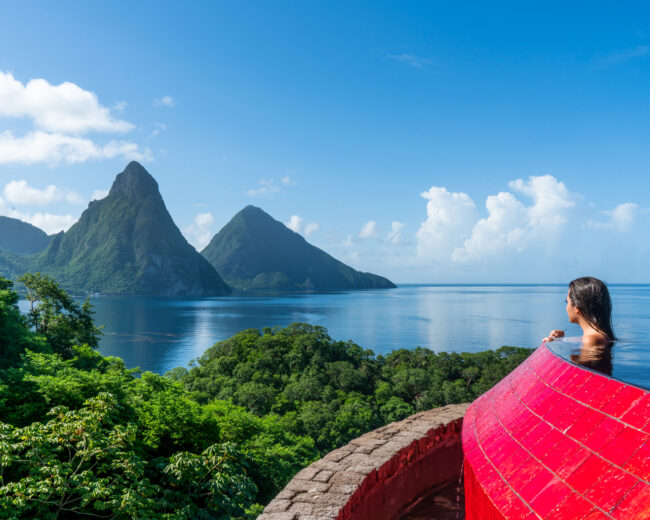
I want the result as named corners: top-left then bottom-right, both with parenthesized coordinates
top-left (22, 162), bottom-right (230, 296)
top-left (0, 216), bottom-right (52, 255)
top-left (201, 205), bottom-right (396, 291)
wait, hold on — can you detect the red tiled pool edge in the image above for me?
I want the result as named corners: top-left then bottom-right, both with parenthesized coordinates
top-left (462, 343), bottom-right (650, 519)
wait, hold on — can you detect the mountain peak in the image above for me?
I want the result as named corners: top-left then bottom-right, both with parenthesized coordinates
top-left (202, 206), bottom-right (396, 291)
top-left (109, 162), bottom-right (159, 199)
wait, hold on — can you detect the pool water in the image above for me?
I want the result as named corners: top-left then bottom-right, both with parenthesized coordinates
top-left (547, 336), bottom-right (649, 391)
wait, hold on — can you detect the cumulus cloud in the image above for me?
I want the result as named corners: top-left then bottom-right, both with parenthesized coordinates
top-left (416, 187), bottom-right (478, 261)
top-left (154, 96), bottom-right (176, 107)
top-left (0, 71), bottom-right (149, 166)
top-left (0, 71), bottom-right (133, 134)
top-left (415, 175), bottom-right (575, 263)
top-left (182, 212), bottom-right (215, 250)
top-left (0, 196), bottom-right (76, 234)
top-left (4, 180), bottom-right (83, 205)
top-left (26, 212), bottom-right (77, 234)
top-left (387, 221), bottom-right (405, 244)
top-left (0, 131), bottom-right (151, 166)
top-left (304, 222), bottom-right (319, 237)
top-left (285, 215), bottom-right (303, 233)
top-left (452, 175), bottom-right (574, 261)
top-left (587, 202), bottom-right (639, 231)
top-left (359, 220), bottom-right (378, 239)
top-left (91, 189), bottom-right (109, 201)
top-left (281, 176), bottom-right (292, 185)
top-left (285, 215), bottom-right (318, 237)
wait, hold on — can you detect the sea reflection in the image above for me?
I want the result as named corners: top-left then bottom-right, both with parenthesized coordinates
top-left (18, 284), bottom-right (650, 383)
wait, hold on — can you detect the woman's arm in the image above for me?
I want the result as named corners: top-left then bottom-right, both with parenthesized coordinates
top-left (542, 329), bottom-right (564, 343)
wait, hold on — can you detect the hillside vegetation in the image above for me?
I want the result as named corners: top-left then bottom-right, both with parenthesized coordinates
top-left (0, 216), bottom-right (52, 255)
top-left (0, 274), bottom-right (532, 518)
top-left (0, 162), bottom-right (230, 296)
top-left (201, 205), bottom-right (396, 291)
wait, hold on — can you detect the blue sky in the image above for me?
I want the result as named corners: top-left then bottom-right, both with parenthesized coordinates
top-left (0, 1), bottom-right (649, 282)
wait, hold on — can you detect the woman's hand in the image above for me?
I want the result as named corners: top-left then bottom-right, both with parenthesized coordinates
top-left (543, 330), bottom-right (564, 343)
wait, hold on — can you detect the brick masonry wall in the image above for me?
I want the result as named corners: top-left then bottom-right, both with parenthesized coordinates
top-left (259, 403), bottom-right (469, 520)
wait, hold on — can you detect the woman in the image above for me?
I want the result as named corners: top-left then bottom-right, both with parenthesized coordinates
top-left (544, 276), bottom-right (616, 375)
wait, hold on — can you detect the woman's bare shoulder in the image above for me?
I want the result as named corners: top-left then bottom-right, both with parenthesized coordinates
top-left (581, 332), bottom-right (609, 347)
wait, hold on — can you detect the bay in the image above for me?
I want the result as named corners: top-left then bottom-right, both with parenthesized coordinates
top-left (20, 284), bottom-right (650, 385)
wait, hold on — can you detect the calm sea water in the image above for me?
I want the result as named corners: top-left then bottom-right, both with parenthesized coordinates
top-left (20, 284), bottom-right (650, 386)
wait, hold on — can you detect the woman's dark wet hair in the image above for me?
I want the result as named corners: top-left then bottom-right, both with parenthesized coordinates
top-left (568, 277), bottom-right (616, 341)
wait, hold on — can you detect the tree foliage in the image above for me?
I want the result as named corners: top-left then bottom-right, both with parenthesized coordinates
top-left (178, 324), bottom-right (532, 451)
top-left (0, 274), bottom-right (533, 517)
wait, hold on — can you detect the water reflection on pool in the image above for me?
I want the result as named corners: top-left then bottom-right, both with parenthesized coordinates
top-left (547, 337), bottom-right (649, 390)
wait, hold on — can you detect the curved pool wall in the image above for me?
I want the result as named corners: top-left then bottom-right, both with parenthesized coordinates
top-left (462, 342), bottom-right (650, 519)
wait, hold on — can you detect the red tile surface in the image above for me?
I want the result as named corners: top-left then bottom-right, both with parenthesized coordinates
top-left (463, 343), bottom-right (650, 520)
top-left (582, 510), bottom-right (611, 520)
top-left (621, 394), bottom-right (650, 429)
top-left (585, 466), bottom-right (639, 514)
top-left (585, 378), bottom-right (624, 410)
top-left (623, 440), bottom-right (650, 481)
top-left (573, 374), bottom-right (609, 403)
top-left (519, 467), bottom-right (554, 503)
top-left (542, 437), bottom-right (581, 474)
top-left (555, 445), bottom-right (591, 480)
top-left (546, 492), bottom-right (595, 520)
top-left (601, 385), bottom-right (645, 418)
top-left (600, 427), bottom-right (648, 467)
top-left (582, 417), bottom-right (625, 452)
top-left (566, 408), bottom-right (605, 442)
top-left (565, 455), bottom-right (611, 494)
top-left (529, 478), bottom-right (572, 518)
top-left (611, 482), bottom-right (650, 520)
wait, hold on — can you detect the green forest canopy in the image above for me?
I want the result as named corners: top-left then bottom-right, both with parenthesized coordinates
top-left (0, 274), bottom-right (532, 518)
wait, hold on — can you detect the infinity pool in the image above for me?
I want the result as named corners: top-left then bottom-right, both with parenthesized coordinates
top-left (547, 336), bottom-right (649, 390)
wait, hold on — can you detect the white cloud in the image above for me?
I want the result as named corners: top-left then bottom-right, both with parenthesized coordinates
top-left (182, 212), bottom-right (215, 250)
top-left (587, 202), bottom-right (639, 231)
top-left (0, 131), bottom-right (151, 166)
top-left (91, 189), bottom-right (109, 201)
top-left (304, 222), bottom-right (319, 237)
top-left (388, 54), bottom-right (433, 69)
top-left (4, 180), bottom-right (83, 205)
top-left (0, 71), bottom-right (148, 166)
top-left (387, 221), bottom-right (405, 244)
top-left (452, 191), bottom-right (528, 261)
top-left (416, 187), bottom-right (478, 261)
top-left (285, 215), bottom-right (303, 233)
top-left (151, 122), bottom-right (167, 137)
top-left (0, 196), bottom-right (76, 234)
top-left (452, 175), bottom-right (574, 261)
top-left (247, 178), bottom-right (282, 198)
top-left (113, 100), bottom-right (128, 111)
top-left (285, 214), bottom-right (318, 238)
top-left (508, 175), bottom-right (574, 229)
top-left (26, 213), bottom-right (77, 234)
top-left (154, 96), bottom-right (176, 107)
top-left (415, 176), bottom-right (575, 263)
top-left (0, 71), bottom-right (133, 134)
top-left (359, 220), bottom-right (378, 239)
top-left (281, 176), bottom-right (291, 185)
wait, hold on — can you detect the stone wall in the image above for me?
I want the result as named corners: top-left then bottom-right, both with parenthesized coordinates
top-left (259, 403), bottom-right (469, 520)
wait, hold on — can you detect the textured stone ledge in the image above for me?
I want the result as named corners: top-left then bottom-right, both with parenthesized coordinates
top-left (259, 403), bottom-right (470, 520)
